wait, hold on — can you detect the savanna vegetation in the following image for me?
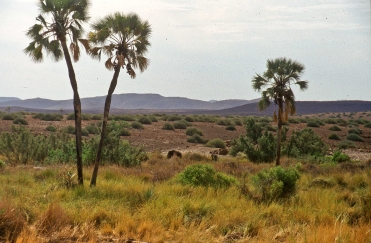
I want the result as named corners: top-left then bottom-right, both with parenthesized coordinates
top-left (1, 0), bottom-right (368, 241)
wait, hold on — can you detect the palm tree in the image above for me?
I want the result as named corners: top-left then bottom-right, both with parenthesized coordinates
top-left (252, 58), bottom-right (308, 166)
top-left (24, 0), bottom-right (90, 185)
top-left (88, 12), bottom-right (151, 186)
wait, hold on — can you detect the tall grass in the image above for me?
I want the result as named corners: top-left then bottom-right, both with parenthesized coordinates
top-left (1, 158), bottom-right (371, 242)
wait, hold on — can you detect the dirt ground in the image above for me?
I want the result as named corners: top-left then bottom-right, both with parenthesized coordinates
top-left (0, 113), bottom-right (370, 161)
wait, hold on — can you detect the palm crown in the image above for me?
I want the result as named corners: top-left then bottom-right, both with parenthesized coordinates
top-left (88, 12), bottom-right (152, 78)
top-left (252, 58), bottom-right (308, 118)
top-left (24, 0), bottom-right (90, 62)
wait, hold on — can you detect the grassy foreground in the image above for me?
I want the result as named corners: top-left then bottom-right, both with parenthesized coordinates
top-left (1, 154), bottom-right (371, 242)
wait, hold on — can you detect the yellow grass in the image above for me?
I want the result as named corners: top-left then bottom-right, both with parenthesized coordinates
top-left (1, 158), bottom-right (371, 242)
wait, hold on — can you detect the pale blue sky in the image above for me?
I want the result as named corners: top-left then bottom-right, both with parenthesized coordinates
top-left (0, 0), bottom-right (370, 101)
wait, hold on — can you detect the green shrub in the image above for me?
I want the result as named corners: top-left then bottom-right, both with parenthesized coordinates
top-left (119, 128), bottom-right (131, 136)
top-left (331, 150), bottom-right (350, 163)
top-left (2, 114), bottom-right (15, 120)
top-left (329, 125), bottom-right (342, 131)
top-left (186, 127), bottom-right (203, 136)
top-left (81, 128), bottom-right (89, 137)
top-left (65, 125), bottom-right (76, 134)
top-left (162, 123), bottom-right (174, 130)
top-left (13, 118), bottom-right (28, 125)
top-left (325, 118), bottom-right (337, 124)
top-left (252, 166), bottom-right (300, 202)
top-left (337, 140), bottom-right (356, 149)
top-left (288, 118), bottom-right (300, 124)
top-left (226, 125), bottom-right (236, 131)
top-left (365, 123), bottom-right (371, 128)
top-left (284, 128), bottom-right (326, 158)
top-left (328, 134), bottom-right (341, 140)
top-left (307, 121), bottom-right (320, 127)
top-left (205, 138), bottom-right (226, 149)
top-left (348, 128), bottom-right (362, 135)
top-left (337, 119), bottom-right (347, 127)
top-left (138, 116), bottom-right (152, 124)
top-left (46, 125), bottom-right (57, 132)
top-left (81, 114), bottom-right (91, 121)
top-left (215, 119), bottom-right (231, 126)
top-left (148, 116), bottom-right (158, 122)
top-left (37, 113), bottom-right (63, 121)
top-left (91, 114), bottom-right (102, 120)
top-left (167, 115), bottom-right (182, 121)
top-left (176, 164), bottom-right (237, 188)
top-left (85, 124), bottom-right (100, 134)
top-left (174, 121), bottom-right (187, 129)
top-left (131, 121), bottom-right (144, 130)
top-left (233, 119), bottom-right (243, 126)
top-left (187, 135), bottom-right (207, 144)
top-left (184, 116), bottom-right (195, 122)
top-left (346, 133), bottom-right (363, 142)
top-left (66, 114), bottom-right (75, 120)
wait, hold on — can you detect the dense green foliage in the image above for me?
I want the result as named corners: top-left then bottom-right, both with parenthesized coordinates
top-left (252, 166), bottom-right (300, 202)
top-left (205, 138), bottom-right (226, 149)
top-left (328, 133), bottom-right (341, 140)
top-left (176, 164), bottom-right (237, 188)
top-left (185, 127), bottom-right (203, 136)
top-left (162, 123), bottom-right (174, 130)
top-left (284, 128), bottom-right (326, 158)
top-left (346, 133), bottom-right (363, 142)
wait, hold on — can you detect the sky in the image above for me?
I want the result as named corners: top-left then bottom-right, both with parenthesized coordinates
top-left (0, 0), bottom-right (370, 102)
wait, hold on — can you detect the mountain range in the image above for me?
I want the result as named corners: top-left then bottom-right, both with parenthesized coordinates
top-left (0, 93), bottom-right (370, 115)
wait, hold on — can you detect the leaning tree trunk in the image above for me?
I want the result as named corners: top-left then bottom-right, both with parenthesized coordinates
top-left (61, 40), bottom-right (84, 185)
top-left (275, 100), bottom-right (283, 166)
top-left (90, 65), bottom-right (121, 187)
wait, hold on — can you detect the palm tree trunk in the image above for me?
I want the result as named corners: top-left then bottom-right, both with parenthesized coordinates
top-left (276, 100), bottom-right (283, 166)
top-left (60, 40), bottom-right (84, 185)
top-left (90, 65), bottom-right (121, 187)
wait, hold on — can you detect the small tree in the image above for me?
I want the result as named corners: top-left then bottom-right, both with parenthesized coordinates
top-left (87, 13), bottom-right (151, 186)
top-left (252, 58), bottom-right (308, 166)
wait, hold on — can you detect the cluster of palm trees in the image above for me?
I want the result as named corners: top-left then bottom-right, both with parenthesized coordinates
top-left (24, 0), bottom-right (308, 186)
top-left (24, 0), bottom-right (151, 186)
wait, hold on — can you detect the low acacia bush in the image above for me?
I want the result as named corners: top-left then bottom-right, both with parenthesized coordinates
top-left (67, 113), bottom-right (91, 121)
top-left (288, 118), bottom-right (300, 124)
top-left (36, 113), bottom-right (63, 121)
top-left (65, 125), bottom-right (75, 134)
top-left (337, 140), bottom-right (356, 149)
top-left (365, 123), bottom-right (371, 128)
top-left (205, 138), bottom-right (226, 149)
top-left (174, 121), bottom-right (187, 129)
top-left (2, 114), bottom-right (15, 120)
top-left (148, 116), bottom-right (158, 122)
top-left (184, 116), bottom-right (195, 122)
top-left (119, 128), bottom-right (131, 136)
top-left (186, 127), bottom-right (203, 136)
top-left (167, 114), bottom-right (182, 121)
top-left (233, 119), bottom-right (243, 126)
top-left (346, 133), bottom-right (363, 142)
top-left (45, 125), bottom-right (57, 132)
top-left (85, 124), bottom-right (100, 134)
top-left (176, 164), bottom-right (237, 188)
top-left (91, 114), bottom-right (102, 120)
top-left (138, 116), bottom-right (152, 124)
top-left (329, 125), bottom-right (342, 131)
top-left (328, 134), bottom-right (341, 140)
top-left (81, 128), bottom-right (89, 137)
top-left (331, 150), bottom-right (350, 163)
top-left (252, 166), bottom-right (300, 202)
top-left (307, 120), bottom-right (320, 127)
top-left (187, 134), bottom-right (207, 144)
top-left (13, 118), bottom-right (28, 125)
top-left (226, 125), bottom-right (236, 131)
top-left (215, 119), bottom-right (231, 126)
top-left (284, 128), bottom-right (326, 158)
top-left (325, 118), bottom-right (337, 124)
top-left (131, 121), bottom-right (144, 130)
top-left (348, 128), bottom-right (362, 135)
top-left (162, 123), bottom-right (174, 130)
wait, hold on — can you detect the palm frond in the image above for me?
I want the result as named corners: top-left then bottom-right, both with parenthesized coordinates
top-left (78, 38), bottom-right (90, 53)
top-left (296, 81), bottom-right (308, 91)
top-left (105, 57), bottom-right (114, 70)
top-left (69, 42), bottom-right (80, 62)
top-left (258, 95), bottom-right (271, 111)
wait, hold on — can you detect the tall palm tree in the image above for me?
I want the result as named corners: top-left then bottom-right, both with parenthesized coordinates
top-left (252, 57), bottom-right (308, 166)
top-left (24, 0), bottom-right (90, 185)
top-left (88, 12), bottom-right (151, 186)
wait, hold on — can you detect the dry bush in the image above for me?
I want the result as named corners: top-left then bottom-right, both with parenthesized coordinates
top-left (36, 202), bottom-right (71, 234)
top-left (0, 199), bottom-right (26, 242)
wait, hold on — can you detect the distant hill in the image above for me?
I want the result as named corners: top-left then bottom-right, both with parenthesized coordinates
top-left (0, 97), bottom-right (20, 103)
top-left (0, 94), bottom-right (370, 115)
top-left (204, 100), bottom-right (371, 116)
top-left (0, 93), bottom-right (253, 111)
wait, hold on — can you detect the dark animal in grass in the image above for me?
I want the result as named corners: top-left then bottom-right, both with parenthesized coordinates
top-left (211, 154), bottom-right (218, 161)
top-left (167, 150), bottom-right (182, 159)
